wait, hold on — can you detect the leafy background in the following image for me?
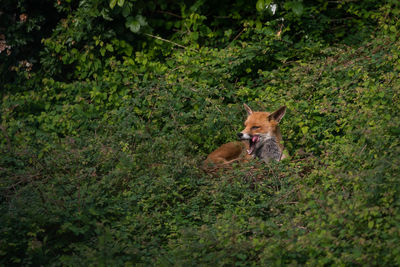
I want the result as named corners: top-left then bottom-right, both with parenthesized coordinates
top-left (1, 0), bottom-right (400, 265)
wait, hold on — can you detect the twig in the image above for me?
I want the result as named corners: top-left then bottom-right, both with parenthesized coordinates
top-left (277, 23), bottom-right (284, 38)
top-left (274, 186), bottom-right (299, 203)
top-left (360, 143), bottom-right (367, 154)
top-left (144, 33), bottom-right (188, 49)
top-left (0, 124), bottom-right (12, 152)
top-left (228, 28), bottom-right (245, 47)
top-left (156, 10), bottom-right (182, 19)
top-left (329, 17), bottom-right (355, 22)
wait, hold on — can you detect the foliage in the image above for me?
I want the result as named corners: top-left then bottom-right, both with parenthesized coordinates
top-left (1, 0), bottom-right (400, 266)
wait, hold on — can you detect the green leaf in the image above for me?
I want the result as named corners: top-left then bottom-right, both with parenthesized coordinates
top-left (368, 221), bottom-right (374, 229)
top-left (129, 21), bottom-right (140, 33)
top-left (291, 2), bottom-right (304, 16)
top-left (136, 15), bottom-right (147, 26)
top-left (126, 16), bottom-right (141, 33)
top-left (106, 44), bottom-right (114, 52)
top-left (256, 0), bottom-right (265, 12)
top-left (122, 5), bottom-right (130, 17)
top-left (389, 127), bottom-right (400, 136)
top-left (236, 253), bottom-right (247, 260)
top-left (109, 0), bottom-right (117, 9)
top-left (117, 0), bottom-right (125, 7)
top-left (301, 126), bottom-right (309, 134)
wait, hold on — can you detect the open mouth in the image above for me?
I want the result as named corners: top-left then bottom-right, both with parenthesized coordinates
top-left (247, 135), bottom-right (259, 155)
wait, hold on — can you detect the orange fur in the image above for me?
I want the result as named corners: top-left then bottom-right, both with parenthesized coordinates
top-left (204, 104), bottom-right (286, 168)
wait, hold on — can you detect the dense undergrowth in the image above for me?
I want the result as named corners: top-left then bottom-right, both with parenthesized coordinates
top-left (1, 0), bottom-right (400, 265)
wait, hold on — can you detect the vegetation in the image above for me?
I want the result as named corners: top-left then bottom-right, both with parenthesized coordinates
top-left (1, 0), bottom-right (400, 265)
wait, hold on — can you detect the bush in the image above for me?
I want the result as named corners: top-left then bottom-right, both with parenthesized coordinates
top-left (1, 0), bottom-right (400, 265)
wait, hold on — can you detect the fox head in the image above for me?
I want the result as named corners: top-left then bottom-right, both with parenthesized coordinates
top-left (237, 104), bottom-right (286, 155)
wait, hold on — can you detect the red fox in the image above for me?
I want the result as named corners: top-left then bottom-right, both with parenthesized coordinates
top-left (204, 104), bottom-right (287, 167)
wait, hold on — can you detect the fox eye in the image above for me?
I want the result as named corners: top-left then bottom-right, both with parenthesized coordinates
top-left (251, 126), bottom-right (260, 130)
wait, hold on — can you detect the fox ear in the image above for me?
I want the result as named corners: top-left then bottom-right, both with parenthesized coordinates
top-left (269, 106), bottom-right (286, 123)
top-left (243, 103), bottom-right (253, 115)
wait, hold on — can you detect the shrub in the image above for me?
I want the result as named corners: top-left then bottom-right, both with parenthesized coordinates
top-left (1, 1), bottom-right (400, 265)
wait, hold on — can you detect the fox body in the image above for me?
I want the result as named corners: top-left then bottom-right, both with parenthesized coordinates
top-left (204, 104), bottom-right (286, 167)
top-left (252, 136), bottom-right (281, 162)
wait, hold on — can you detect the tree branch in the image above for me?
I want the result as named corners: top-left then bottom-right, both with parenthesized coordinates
top-left (144, 33), bottom-right (188, 49)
